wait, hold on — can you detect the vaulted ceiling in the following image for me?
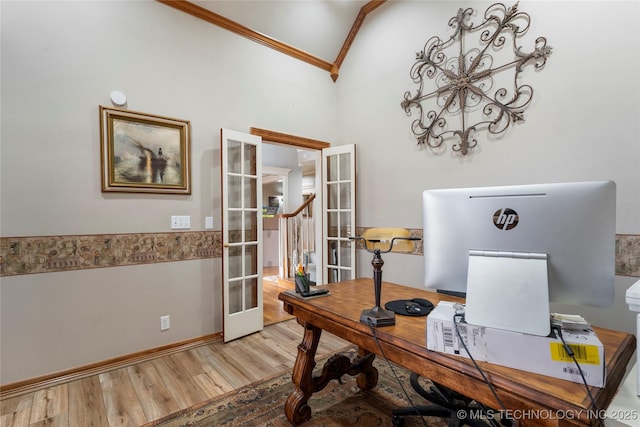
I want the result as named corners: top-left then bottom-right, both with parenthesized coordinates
top-left (158, 0), bottom-right (387, 81)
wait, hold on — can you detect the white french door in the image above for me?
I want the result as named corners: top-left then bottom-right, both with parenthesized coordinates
top-left (322, 144), bottom-right (356, 283)
top-left (221, 128), bottom-right (263, 342)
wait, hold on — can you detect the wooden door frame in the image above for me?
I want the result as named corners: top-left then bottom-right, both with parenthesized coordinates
top-left (250, 128), bottom-right (330, 150)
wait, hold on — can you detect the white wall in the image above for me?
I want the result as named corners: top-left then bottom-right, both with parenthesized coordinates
top-left (336, 1), bottom-right (640, 333)
top-left (0, 1), bottom-right (337, 384)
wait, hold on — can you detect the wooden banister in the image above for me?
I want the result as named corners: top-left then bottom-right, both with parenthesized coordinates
top-left (280, 194), bottom-right (315, 218)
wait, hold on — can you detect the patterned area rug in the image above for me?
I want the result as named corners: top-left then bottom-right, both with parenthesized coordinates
top-left (146, 348), bottom-right (451, 427)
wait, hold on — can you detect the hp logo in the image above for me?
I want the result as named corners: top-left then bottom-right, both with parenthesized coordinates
top-left (493, 208), bottom-right (519, 230)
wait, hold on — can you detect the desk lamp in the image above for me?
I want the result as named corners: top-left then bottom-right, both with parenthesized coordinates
top-left (350, 228), bottom-right (420, 327)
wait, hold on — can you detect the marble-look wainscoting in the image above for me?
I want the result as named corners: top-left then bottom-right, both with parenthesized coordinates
top-left (0, 231), bottom-right (220, 276)
top-left (1, 230), bottom-right (639, 277)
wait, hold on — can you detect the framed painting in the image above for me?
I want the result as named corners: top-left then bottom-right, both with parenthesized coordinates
top-left (100, 106), bottom-right (191, 194)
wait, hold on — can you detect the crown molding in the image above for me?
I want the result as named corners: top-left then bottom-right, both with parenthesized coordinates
top-left (156, 0), bottom-right (387, 82)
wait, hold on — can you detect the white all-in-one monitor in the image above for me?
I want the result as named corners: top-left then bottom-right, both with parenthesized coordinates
top-left (423, 180), bottom-right (616, 336)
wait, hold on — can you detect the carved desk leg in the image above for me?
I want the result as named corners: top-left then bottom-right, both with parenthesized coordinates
top-left (356, 347), bottom-right (378, 391)
top-left (284, 319), bottom-right (381, 425)
top-left (285, 320), bottom-right (322, 425)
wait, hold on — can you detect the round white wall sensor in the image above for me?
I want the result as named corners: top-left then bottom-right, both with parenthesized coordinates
top-left (110, 91), bottom-right (127, 106)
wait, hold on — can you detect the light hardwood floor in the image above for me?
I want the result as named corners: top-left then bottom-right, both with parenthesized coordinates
top-left (263, 267), bottom-right (296, 326)
top-left (0, 274), bottom-right (347, 427)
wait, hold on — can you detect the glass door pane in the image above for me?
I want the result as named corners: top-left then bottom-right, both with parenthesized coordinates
top-left (322, 145), bottom-right (356, 284)
top-left (221, 129), bottom-right (263, 342)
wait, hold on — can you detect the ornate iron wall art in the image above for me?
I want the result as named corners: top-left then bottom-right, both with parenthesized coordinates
top-left (401, 2), bottom-right (552, 155)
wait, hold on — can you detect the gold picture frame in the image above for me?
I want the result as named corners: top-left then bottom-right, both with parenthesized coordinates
top-left (100, 106), bottom-right (191, 194)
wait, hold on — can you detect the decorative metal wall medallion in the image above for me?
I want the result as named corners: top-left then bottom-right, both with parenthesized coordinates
top-left (401, 2), bottom-right (552, 155)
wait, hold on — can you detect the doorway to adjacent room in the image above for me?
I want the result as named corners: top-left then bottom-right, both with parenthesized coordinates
top-left (261, 144), bottom-right (319, 325)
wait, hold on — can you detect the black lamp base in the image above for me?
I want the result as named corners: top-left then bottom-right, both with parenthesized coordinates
top-left (360, 306), bottom-right (396, 327)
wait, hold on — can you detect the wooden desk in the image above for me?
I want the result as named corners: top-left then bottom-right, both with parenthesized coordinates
top-left (278, 279), bottom-right (636, 426)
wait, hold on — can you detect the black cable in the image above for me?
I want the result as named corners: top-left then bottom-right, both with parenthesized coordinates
top-left (453, 313), bottom-right (514, 427)
top-left (366, 320), bottom-right (429, 427)
top-left (552, 325), bottom-right (602, 427)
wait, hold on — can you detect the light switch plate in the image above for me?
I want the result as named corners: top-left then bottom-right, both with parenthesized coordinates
top-left (205, 216), bottom-right (214, 229)
top-left (171, 215), bottom-right (190, 229)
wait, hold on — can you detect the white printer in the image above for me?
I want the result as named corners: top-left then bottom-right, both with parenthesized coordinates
top-left (625, 279), bottom-right (640, 396)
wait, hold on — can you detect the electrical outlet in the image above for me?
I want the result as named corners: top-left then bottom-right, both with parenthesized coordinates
top-left (171, 216), bottom-right (190, 229)
top-left (160, 315), bottom-right (170, 331)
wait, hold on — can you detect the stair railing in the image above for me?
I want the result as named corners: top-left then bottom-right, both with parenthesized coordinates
top-left (279, 193), bottom-right (316, 279)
